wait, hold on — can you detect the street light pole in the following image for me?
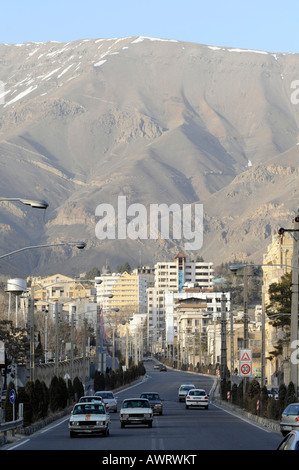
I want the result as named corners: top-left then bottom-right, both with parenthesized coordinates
top-left (0, 198), bottom-right (48, 209)
top-left (290, 214), bottom-right (299, 396)
top-left (220, 293), bottom-right (227, 386)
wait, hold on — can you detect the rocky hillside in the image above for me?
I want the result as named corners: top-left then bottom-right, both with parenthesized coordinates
top-left (0, 37), bottom-right (299, 275)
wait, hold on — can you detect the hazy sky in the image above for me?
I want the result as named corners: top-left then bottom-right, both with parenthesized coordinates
top-left (1, 0), bottom-right (299, 53)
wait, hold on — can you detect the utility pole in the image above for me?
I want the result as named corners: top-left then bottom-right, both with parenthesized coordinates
top-left (29, 294), bottom-right (35, 382)
top-left (220, 293), bottom-right (227, 386)
top-left (291, 213), bottom-right (299, 397)
top-left (54, 302), bottom-right (59, 378)
top-left (278, 212), bottom-right (299, 398)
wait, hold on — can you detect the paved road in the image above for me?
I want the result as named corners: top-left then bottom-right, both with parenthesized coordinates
top-left (2, 363), bottom-right (283, 451)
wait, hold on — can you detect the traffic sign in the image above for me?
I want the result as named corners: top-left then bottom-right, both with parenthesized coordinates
top-left (240, 363), bottom-right (251, 375)
top-left (239, 349), bottom-right (252, 377)
top-left (240, 349), bottom-right (252, 362)
top-left (9, 389), bottom-right (16, 404)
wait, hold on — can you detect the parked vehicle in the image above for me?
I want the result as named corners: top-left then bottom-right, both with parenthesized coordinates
top-left (68, 402), bottom-right (110, 438)
top-left (280, 403), bottom-right (299, 436)
top-left (267, 388), bottom-right (279, 400)
top-left (120, 398), bottom-right (153, 428)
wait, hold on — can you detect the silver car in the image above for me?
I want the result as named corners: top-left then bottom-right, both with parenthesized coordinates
top-left (280, 403), bottom-right (299, 436)
top-left (277, 430), bottom-right (299, 450)
top-left (120, 398), bottom-right (153, 428)
top-left (178, 384), bottom-right (195, 402)
top-left (95, 391), bottom-right (117, 412)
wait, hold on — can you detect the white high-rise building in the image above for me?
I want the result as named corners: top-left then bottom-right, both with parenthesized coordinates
top-left (147, 253), bottom-right (214, 352)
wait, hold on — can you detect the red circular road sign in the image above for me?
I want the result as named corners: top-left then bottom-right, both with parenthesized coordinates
top-left (241, 363), bottom-right (251, 375)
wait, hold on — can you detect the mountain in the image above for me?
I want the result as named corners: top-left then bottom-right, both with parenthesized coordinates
top-left (0, 36), bottom-right (299, 276)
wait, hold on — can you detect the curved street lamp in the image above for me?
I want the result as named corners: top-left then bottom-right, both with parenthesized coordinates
top-left (0, 197), bottom-right (48, 209)
top-left (0, 241), bottom-right (86, 260)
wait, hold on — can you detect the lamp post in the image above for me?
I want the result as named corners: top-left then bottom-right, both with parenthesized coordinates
top-left (0, 241), bottom-right (85, 381)
top-left (278, 214), bottom-right (299, 397)
top-left (230, 259), bottom-right (299, 392)
top-left (0, 197), bottom-right (48, 209)
top-left (0, 241), bottom-right (86, 260)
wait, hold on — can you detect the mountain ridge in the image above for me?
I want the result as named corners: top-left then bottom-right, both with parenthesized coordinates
top-left (0, 36), bottom-right (299, 276)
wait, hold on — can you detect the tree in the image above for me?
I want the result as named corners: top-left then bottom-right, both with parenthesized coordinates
top-left (266, 272), bottom-right (292, 328)
top-left (49, 376), bottom-right (62, 412)
top-left (84, 267), bottom-right (101, 279)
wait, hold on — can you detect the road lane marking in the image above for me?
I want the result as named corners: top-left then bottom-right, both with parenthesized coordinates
top-left (212, 402), bottom-right (272, 433)
top-left (7, 439), bottom-right (30, 450)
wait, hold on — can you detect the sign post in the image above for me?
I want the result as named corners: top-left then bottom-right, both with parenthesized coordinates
top-left (239, 349), bottom-right (252, 402)
top-left (9, 389), bottom-right (16, 422)
top-left (239, 349), bottom-right (252, 377)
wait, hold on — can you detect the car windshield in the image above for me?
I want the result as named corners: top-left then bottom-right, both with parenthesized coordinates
top-left (141, 394), bottom-right (160, 400)
top-left (96, 392), bottom-right (114, 399)
top-left (284, 404), bottom-right (299, 415)
top-left (123, 400), bottom-right (149, 408)
top-left (190, 390), bottom-right (206, 396)
top-left (181, 385), bottom-right (194, 390)
top-left (73, 404), bottom-right (105, 415)
top-left (79, 397), bottom-right (102, 403)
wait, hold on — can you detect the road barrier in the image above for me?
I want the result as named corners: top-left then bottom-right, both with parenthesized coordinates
top-left (0, 418), bottom-right (23, 445)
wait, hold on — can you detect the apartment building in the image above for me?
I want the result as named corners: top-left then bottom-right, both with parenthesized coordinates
top-left (95, 271), bottom-right (148, 316)
top-left (27, 274), bottom-right (96, 323)
top-left (147, 253), bottom-right (214, 352)
top-left (262, 232), bottom-right (294, 386)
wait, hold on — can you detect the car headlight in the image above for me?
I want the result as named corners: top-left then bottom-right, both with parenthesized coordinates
top-left (144, 413), bottom-right (152, 418)
top-left (69, 421), bottom-right (79, 427)
top-left (96, 421), bottom-right (105, 426)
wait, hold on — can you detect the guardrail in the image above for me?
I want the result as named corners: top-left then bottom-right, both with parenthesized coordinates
top-left (0, 418), bottom-right (23, 445)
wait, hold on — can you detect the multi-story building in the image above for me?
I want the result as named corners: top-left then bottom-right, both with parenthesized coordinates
top-left (147, 253), bottom-right (214, 352)
top-left (262, 232), bottom-right (293, 386)
top-left (164, 287), bottom-right (231, 360)
top-left (28, 274), bottom-right (96, 323)
top-left (95, 271), bottom-right (148, 317)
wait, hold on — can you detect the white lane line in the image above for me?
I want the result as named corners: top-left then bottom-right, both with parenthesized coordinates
top-left (7, 439), bottom-right (30, 450)
top-left (212, 402), bottom-right (272, 433)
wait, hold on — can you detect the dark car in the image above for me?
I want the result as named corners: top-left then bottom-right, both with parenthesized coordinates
top-left (140, 392), bottom-right (163, 415)
top-left (159, 365), bottom-right (167, 371)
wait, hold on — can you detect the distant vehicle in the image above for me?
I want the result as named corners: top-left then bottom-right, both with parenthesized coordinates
top-left (78, 396), bottom-right (103, 404)
top-left (277, 430), bottom-right (299, 450)
top-left (142, 356), bottom-right (152, 361)
top-left (267, 388), bottom-right (279, 400)
top-left (154, 363), bottom-right (162, 369)
top-left (68, 402), bottom-right (110, 438)
top-left (120, 398), bottom-right (153, 428)
top-left (185, 389), bottom-right (209, 409)
top-left (140, 392), bottom-right (163, 415)
top-left (159, 365), bottom-right (167, 371)
top-left (178, 383), bottom-right (196, 402)
top-left (280, 403), bottom-right (299, 435)
top-left (95, 391), bottom-right (117, 412)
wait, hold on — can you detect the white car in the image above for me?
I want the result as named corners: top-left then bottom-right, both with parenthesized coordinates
top-left (185, 389), bottom-right (209, 409)
top-left (120, 398), bottom-right (153, 428)
top-left (178, 383), bottom-right (195, 402)
top-left (95, 391), bottom-right (118, 412)
top-left (68, 402), bottom-right (110, 438)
